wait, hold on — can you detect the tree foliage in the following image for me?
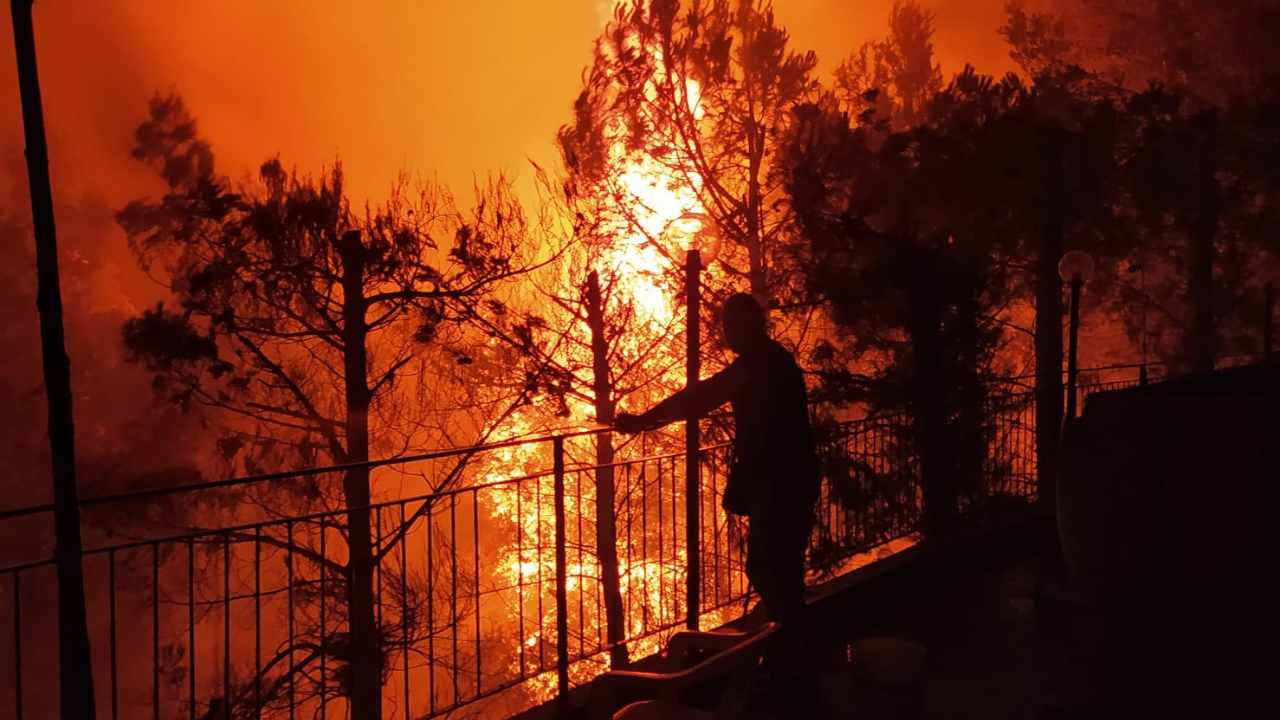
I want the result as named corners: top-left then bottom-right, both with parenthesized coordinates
top-left (117, 94), bottom-right (540, 716)
top-left (834, 0), bottom-right (944, 130)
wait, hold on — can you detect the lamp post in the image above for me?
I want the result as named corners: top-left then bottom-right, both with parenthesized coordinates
top-left (668, 212), bottom-right (719, 630)
top-left (1060, 251), bottom-right (1096, 421)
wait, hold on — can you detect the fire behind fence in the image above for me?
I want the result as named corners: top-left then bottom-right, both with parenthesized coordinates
top-left (0, 389), bottom-right (1042, 719)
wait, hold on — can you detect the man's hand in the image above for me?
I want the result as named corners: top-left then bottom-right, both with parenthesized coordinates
top-left (614, 412), bottom-right (647, 434)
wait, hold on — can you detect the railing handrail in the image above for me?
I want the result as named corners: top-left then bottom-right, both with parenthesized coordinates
top-left (0, 441), bottom-right (735, 573)
top-left (0, 362), bottom-right (1157, 523)
top-left (0, 423), bottom-right (615, 522)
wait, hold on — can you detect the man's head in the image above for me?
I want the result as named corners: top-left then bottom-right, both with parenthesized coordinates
top-left (721, 293), bottom-right (766, 353)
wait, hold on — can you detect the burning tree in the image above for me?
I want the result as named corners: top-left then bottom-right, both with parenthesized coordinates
top-left (583, 0), bottom-right (818, 311)
top-left (117, 95), bottom-right (541, 717)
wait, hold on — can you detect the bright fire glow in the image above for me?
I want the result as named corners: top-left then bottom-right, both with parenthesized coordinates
top-left (475, 2), bottom-right (729, 705)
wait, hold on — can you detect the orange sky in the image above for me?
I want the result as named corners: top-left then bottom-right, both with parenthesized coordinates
top-left (0, 0), bottom-right (1013, 311)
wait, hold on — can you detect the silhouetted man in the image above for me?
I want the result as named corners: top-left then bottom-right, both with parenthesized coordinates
top-left (615, 293), bottom-right (820, 678)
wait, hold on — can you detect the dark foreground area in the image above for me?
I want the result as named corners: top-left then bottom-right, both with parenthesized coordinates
top-left (743, 529), bottom-right (1280, 719)
top-left (593, 521), bottom-right (1280, 720)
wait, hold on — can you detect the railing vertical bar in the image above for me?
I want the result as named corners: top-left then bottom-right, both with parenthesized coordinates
top-left (287, 521), bottom-right (295, 720)
top-left (472, 490), bottom-right (481, 700)
top-left (13, 570), bottom-right (22, 720)
top-left (575, 469), bottom-right (584, 656)
top-left (625, 460), bottom-right (633, 628)
top-left (640, 459), bottom-right (649, 630)
top-left (535, 473), bottom-right (544, 672)
top-left (223, 533), bottom-right (231, 720)
top-left (319, 519), bottom-right (327, 719)
top-left (656, 457), bottom-right (664, 625)
top-left (515, 480), bottom-right (525, 678)
top-left (450, 493), bottom-right (458, 705)
top-left (671, 456), bottom-right (679, 617)
top-left (109, 549), bottom-right (118, 720)
top-left (427, 504), bottom-right (436, 715)
top-left (402, 502), bottom-right (410, 716)
top-left (711, 449), bottom-right (720, 608)
top-left (376, 507), bottom-right (383, 634)
top-left (552, 435), bottom-right (570, 711)
top-left (188, 539), bottom-right (195, 720)
top-left (254, 527), bottom-right (261, 719)
top-left (152, 543), bottom-right (160, 720)
top-left (595, 469), bottom-right (604, 655)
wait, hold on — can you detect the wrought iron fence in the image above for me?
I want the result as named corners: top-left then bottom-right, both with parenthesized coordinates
top-left (1, 388), bottom-right (1046, 719)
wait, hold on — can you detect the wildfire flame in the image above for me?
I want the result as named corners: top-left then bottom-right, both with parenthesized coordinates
top-left (476, 2), bottom-right (723, 703)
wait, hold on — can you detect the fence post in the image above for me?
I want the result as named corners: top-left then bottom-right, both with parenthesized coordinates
top-left (553, 436), bottom-right (570, 711)
top-left (684, 250), bottom-right (701, 630)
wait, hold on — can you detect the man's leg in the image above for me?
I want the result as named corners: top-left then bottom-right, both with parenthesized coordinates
top-left (747, 503), bottom-right (819, 708)
top-left (776, 500), bottom-right (814, 673)
top-left (745, 513), bottom-right (781, 619)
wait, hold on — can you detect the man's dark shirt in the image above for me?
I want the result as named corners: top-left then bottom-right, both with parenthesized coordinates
top-left (639, 337), bottom-right (820, 514)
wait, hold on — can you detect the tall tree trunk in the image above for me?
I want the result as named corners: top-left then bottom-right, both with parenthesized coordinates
top-left (1035, 127), bottom-right (1066, 517)
top-left (585, 272), bottom-right (629, 668)
top-left (1187, 109), bottom-right (1219, 373)
top-left (339, 231), bottom-right (381, 718)
top-left (9, 3), bottom-right (97, 717)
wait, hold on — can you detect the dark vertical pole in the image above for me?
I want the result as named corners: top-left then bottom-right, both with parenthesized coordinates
top-left (552, 436), bottom-right (570, 711)
top-left (254, 528), bottom-right (261, 716)
top-left (1036, 127), bottom-right (1066, 517)
top-left (910, 251), bottom-right (948, 537)
top-left (13, 571), bottom-right (22, 720)
top-left (684, 250), bottom-right (701, 630)
top-left (1066, 279), bottom-right (1083, 421)
top-left (108, 551), bottom-right (117, 720)
top-left (7, 4), bottom-right (96, 717)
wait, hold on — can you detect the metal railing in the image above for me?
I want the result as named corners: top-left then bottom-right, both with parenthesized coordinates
top-left (1, 388), bottom-right (1045, 719)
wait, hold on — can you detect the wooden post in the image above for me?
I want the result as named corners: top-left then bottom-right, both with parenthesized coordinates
top-left (8, 3), bottom-right (97, 717)
top-left (553, 436), bottom-right (570, 709)
top-left (684, 250), bottom-right (701, 630)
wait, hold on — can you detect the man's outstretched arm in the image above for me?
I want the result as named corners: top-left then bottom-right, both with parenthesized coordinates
top-left (615, 360), bottom-right (745, 433)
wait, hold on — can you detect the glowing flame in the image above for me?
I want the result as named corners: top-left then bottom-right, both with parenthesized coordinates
top-left (480, 3), bottom-right (723, 705)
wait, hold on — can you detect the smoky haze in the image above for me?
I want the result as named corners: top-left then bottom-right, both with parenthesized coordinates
top-left (0, 0), bottom-right (1016, 513)
top-left (0, 0), bottom-right (1019, 579)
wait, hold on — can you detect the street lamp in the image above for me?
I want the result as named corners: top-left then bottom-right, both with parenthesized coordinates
top-left (665, 211), bottom-right (720, 630)
top-left (1059, 250), bottom-right (1096, 421)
